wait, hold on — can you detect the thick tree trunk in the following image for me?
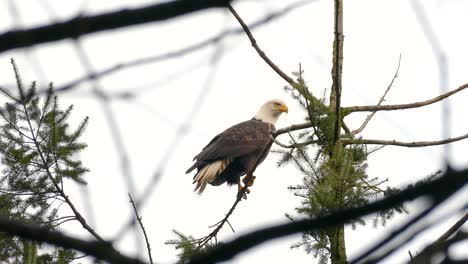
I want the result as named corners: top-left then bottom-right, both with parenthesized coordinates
top-left (328, 1), bottom-right (347, 263)
top-left (330, 0), bottom-right (344, 145)
top-left (327, 225), bottom-right (347, 264)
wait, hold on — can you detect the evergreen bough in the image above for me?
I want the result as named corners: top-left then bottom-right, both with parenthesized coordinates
top-left (0, 59), bottom-right (89, 263)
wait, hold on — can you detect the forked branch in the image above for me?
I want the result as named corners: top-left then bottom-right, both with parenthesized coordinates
top-left (352, 54), bottom-right (401, 135)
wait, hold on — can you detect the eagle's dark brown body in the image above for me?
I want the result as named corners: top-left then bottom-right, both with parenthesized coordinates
top-left (186, 119), bottom-right (275, 191)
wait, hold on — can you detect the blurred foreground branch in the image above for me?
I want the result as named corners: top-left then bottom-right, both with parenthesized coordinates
top-left (0, 215), bottom-right (145, 264)
top-left (0, 0), bottom-right (232, 53)
top-left (188, 167), bottom-right (467, 263)
top-left (48, 0), bottom-right (314, 94)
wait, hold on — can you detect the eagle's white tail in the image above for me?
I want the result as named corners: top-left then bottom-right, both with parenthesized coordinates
top-left (193, 159), bottom-right (230, 194)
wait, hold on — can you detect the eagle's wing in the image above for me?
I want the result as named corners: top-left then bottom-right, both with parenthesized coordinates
top-left (186, 120), bottom-right (274, 173)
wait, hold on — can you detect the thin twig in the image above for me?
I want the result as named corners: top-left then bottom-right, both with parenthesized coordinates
top-left (128, 194), bottom-right (154, 264)
top-left (352, 54), bottom-right (402, 135)
top-left (226, 219), bottom-right (235, 233)
top-left (227, 4), bottom-right (295, 85)
top-left (342, 133), bottom-right (468, 147)
top-left (271, 135), bottom-right (317, 149)
top-left (343, 83), bottom-right (468, 114)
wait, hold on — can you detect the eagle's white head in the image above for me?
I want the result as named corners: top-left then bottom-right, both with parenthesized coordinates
top-left (254, 99), bottom-right (288, 125)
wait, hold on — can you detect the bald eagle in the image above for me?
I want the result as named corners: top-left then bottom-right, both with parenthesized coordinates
top-left (186, 99), bottom-right (288, 194)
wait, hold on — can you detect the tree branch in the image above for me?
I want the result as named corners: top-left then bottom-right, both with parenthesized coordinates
top-left (49, 0), bottom-right (314, 94)
top-left (352, 54), bottom-right (401, 135)
top-left (343, 83), bottom-right (468, 114)
top-left (273, 122), bottom-right (314, 137)
top-left (0, 215), bottom-right (145, 264)
top-left (271, 135), bottom-right (317, 149)
top-left (331, 0), bottom-right (344, 145)
top-left (128, 194), bottom-right (154, 264)
top-left (410, 230), bottom-right (468, 264)
top-left (188, 167), bottom-right (468, 264)
top-left (434, 211), bottom-right (468, 243)
top-left (0, 0), bottom-right (232, 53)
top-left (227, 4), bottom-right (295, 85)
top-left (342, 133), bottom-right (468, 147)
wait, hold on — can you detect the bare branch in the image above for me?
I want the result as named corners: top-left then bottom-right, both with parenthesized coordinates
top-left (342, 133), bottom-right (468, 147)
top-left (352, 54), bottom-right (401, 135)
top-left (343, 83), bottom-right (468, 114)
top-left (228, 4), bottom-right (295, 85)
top-left (128, 194), bottom-right (154, 264)
top-left (410, 230), bottom-right (468, 264)
top-left (0, 215), bottom-right (145, 264)
top-left (0, 0), bottom-right (232, 53)
top-left (188, 168), bottom-right (468, 264)
top-left (273, 122), bottom-right (314, 137)
top-left (271, 134), bottom-right (317, 149)
top-left (433, 211), bottom-right (468, 243)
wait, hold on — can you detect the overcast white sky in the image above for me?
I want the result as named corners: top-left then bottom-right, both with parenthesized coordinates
top-left (0, 0), bottom-right (467, 263)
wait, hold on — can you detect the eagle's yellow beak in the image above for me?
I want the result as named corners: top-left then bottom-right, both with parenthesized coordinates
top-left (279, 104), bottom-right (289, 113)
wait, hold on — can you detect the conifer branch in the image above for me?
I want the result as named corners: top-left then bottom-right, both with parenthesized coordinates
top-left (0, 0), bottom-right (232, 53)
top-left (188, 168), bottom-right (468, 264)
top-left (342, 133), bottom-right (468, 147)
top-left (343, 83), bottom-right (468, 114)
top-left (352, 54), bottom-right (401, 135)
top-left (227, 4), bottom-right (295, 85)
top-left (128, 194), bottom-right (154, 264)
top-left (34, 130), bottom-right (104, 242)
top-left (5, 59), bottom-right (104, 243)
